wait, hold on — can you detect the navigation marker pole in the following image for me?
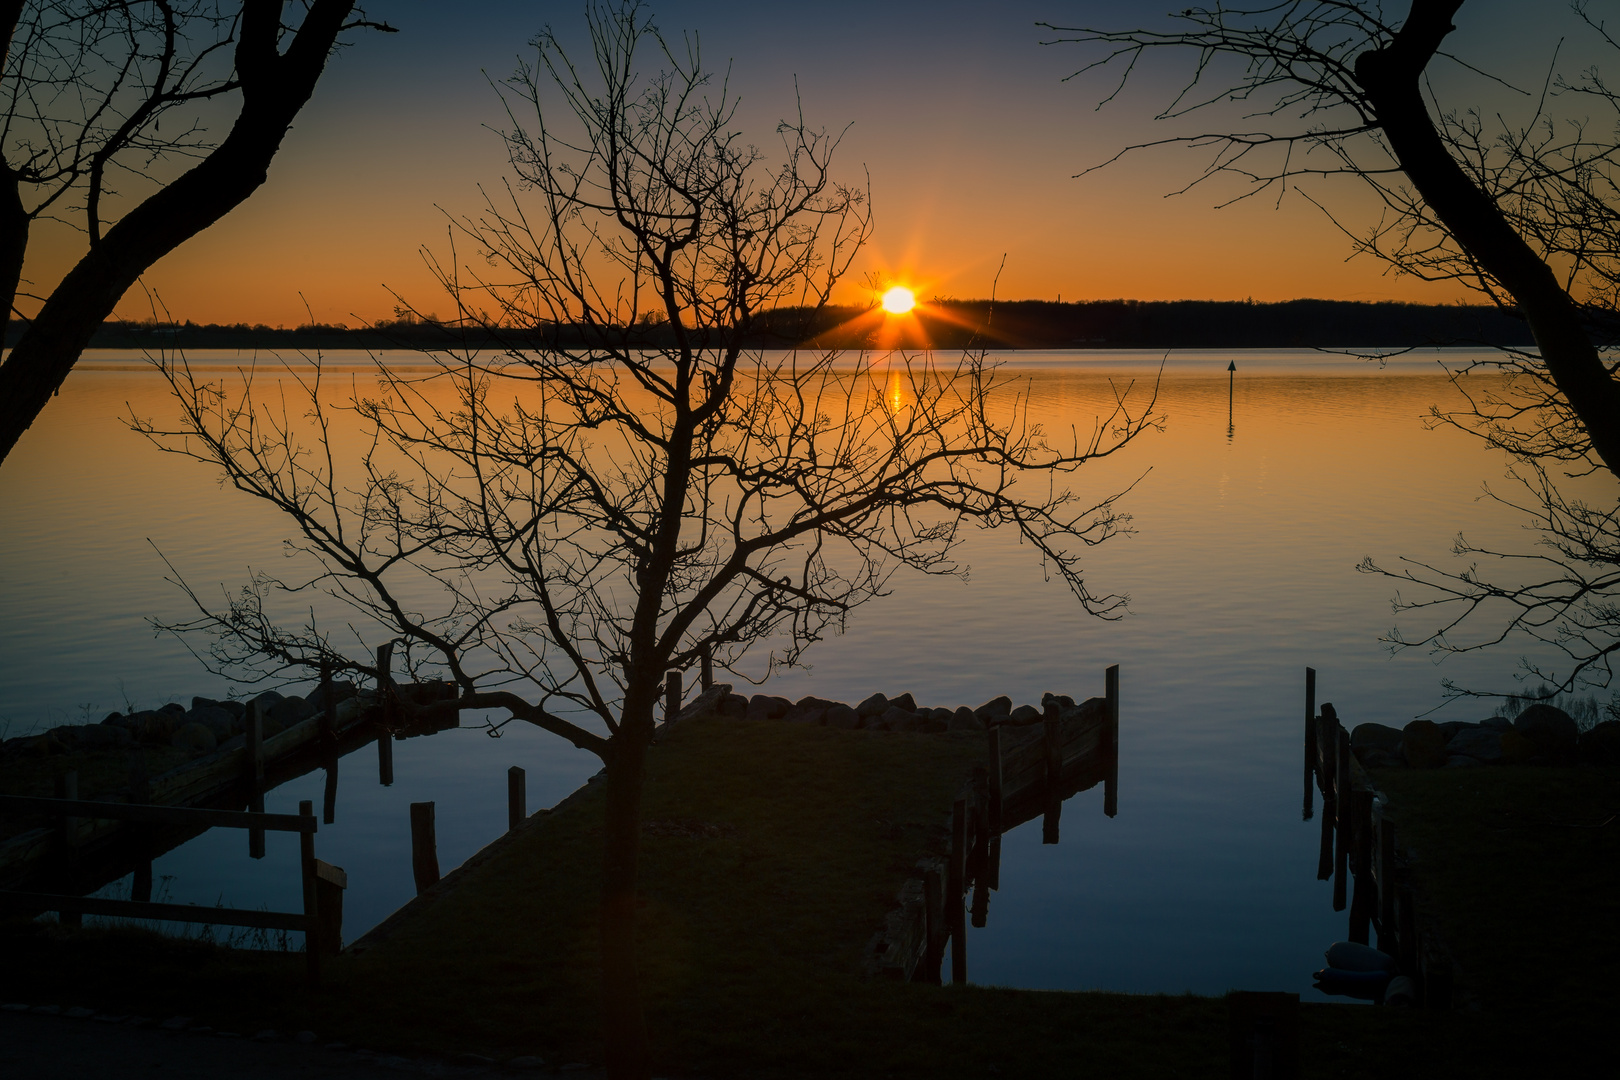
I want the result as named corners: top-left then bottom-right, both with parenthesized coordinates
top-left (1227, 360), bottom-right (1237, 436)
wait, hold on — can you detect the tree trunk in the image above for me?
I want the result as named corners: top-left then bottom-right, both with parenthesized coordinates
top-left (0, 0), bottom-right (357, 465)
top-left (1356, 0), bottom-right (1620, 479)
top-left (600, 720), bottom-right (651, 1080)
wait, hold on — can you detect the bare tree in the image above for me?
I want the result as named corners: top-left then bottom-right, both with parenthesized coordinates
top-left (1049, 1), bottom-right (1620, 702)
top-left (0, 0), bottom-right (395, 465)
top-left (132, 5), bottom-right (1157, 1076)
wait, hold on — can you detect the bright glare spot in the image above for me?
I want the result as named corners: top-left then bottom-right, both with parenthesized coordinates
top-left (881, 286), bottom-right (916, 314)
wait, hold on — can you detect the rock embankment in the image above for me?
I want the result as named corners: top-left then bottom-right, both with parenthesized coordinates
top-left (670, 685), bottom-right (1099, 735)
top-left (0, 684), bottom-right (359, 764)
top-left (1349, 704), bottom-right (1620, 770)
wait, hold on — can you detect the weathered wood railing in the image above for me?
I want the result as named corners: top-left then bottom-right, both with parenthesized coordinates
top-left (0, 794), bottom-right (344, 984)
top-left (1304, 667), bottom-right (1454, 1009)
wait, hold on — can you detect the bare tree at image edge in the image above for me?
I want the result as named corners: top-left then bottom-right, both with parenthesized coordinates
top-left (0, 0), bottom-right (396, 466)
top-left (132, 6), bottom-right (1159, 1076)
top-left (1050, 0), bottom-right (1620, 702)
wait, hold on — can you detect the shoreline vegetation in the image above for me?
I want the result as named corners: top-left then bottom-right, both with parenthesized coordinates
top-left (6, 298), bottom-right (1538, 354)
top-left (3, 714), bottom-right (1611, 1075)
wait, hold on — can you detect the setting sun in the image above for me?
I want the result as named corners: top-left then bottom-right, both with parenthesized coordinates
top-left (880, 285), bottom-right (916, 314)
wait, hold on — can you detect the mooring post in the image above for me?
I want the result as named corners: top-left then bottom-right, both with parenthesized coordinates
top-left (1303, 667), bottom-right (1316, 821)
top-left (664, 670), bottom-right (681, 724)
top-left (949, 796), bottom-right (967, 985)
top-left (313, 859), bottom-right (346, 957)
top-left (322, 757), bottom-right (339, 826)
top-left (508, 765), bottom-right (527, 832)
top-left (700, 645), bottom-right (713, 692)
top-left (128, 751), bottom-right (153, 903)
top-left (298, 799), bottom-right (319, 985)
top-left (246, 700), bottom-right (266, 859)
top-left (1104, 664), bottom-right (1120, 818)
top-left (1041, 702), bottom-right (1062, 845)
top-left (923, 863), bottom-right (944, 984)
top-left (986, 725), bottom-right (1004, 837)
top-left (410, 801), bottom-right (439, 894)
top-left (376, 643), bottom-right (395, 787)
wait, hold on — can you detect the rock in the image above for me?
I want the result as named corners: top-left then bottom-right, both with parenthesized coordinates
top-left (879, 705), bottom-right (917, 728)
top-left (1445, 727), bottom-right (1505, 764)
top-left (1401, 720), bottom-right (1447, 769)
top-left (889, 692), bottom-right (917, 713)
top-left (1351, 723), bottom-right (1404, 754)
top-left (1443, 754), bottom-right (1483, 768)
top-left (1435, 720), bottom-right (1479, 743)
top-left (1041, 692), bottom-right (1076, 711)
top-left (1060, 697), bottom-right (1107, 725)
top-left (855, 693), bottom-right (890, 719)
top-left (294, 1031), bottom-right (317, 1045)
top-left (919, 712), bottom-right (948, 734)
top-left (783, 696), bottom-right (835, 724)
top-left (129, 710), bottom-right (173, 742)
top-left (170, 723), bottom-right (217, 753)
top-left (267, 695), bottom-right (310, 730)
top-left (1384, 975), bottom-right (1417, 1007)
top-left (824, 704), bottom-right (859, 729)
top-left (1358, 748), bottom-right (1397, 770)
top-left (716, 693), bottom-right (749, 720)
top-left (187, 706), bottom-right (238, 741)
top-left (1480, 716), bottom-right (1513, 732)
top-left (1514, 704), bottom-right (1578, 761)
top-left (1006, 704), bottom-right (1041, 726)
top-left (302, 681), bottom-right (357, 714)
top-left (1578, 720), bottom-right (1620, 766)
top-left (508, 1056), bottom-right (547, 1070)
top-left (671, 683), bottom-right (733, 722)
top-left (246, 690), bottom-right (285, 719)
top-left (1499, 728), bottom-right (1534, 764)
top-left (744, 695), bottom-right (792, 722)
top-left (157, 702), bottom-right (185, 717)
top-left (101, 712), bottom-right (123, 725)
top-left (973, 696), bottom-right (1012, 723)
top-left (215, 698), bottom-right (245, 720)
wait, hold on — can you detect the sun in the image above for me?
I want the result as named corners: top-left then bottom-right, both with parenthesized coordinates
top-left (880, 285), bottom-right (916, 314)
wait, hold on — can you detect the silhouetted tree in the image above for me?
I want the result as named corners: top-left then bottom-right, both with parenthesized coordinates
top-left (1052, 1), bottom-right (1620, 701)
top-left (0, 0), bottom-right (394, 464)
top-left (133, 5), bottom-right (1157, 1076)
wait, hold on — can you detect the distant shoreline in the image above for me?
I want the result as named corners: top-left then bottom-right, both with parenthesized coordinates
top-left (7, 297), bottom-right (1540, 352)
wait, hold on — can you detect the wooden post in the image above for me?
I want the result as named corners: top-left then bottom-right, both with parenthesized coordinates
top-left (986, 726), bottom-right (1004, 837)
top-left (923, 864), bottom-right (944, 984)
top-left (1104, 664), bottom-right (1119, 818)
top-left (319, 661), bottom-right (337, 741)
top-left (1303, 667), bottom-right (1316, 821)
top-left (1349, 790), bottom-right (1373, 943)
top-left (313, 859), bottom-right (346, 956)
top-left (322, 757), bottom-right (339, 826)
top-left (376, 643), bottom-right (395, 786)
top-left (1379, 817), bottom-right (1397, 948)
top-left (1316, 799), bottom-right (1335, 881)
top-left (53, 771), bottom-right (81, 926)
top-left (969, 766), bottom-right (990, 928)
top-left (664, 670), bottom-right (681, 724)
top-left (508, 765), bottom-right (527, 832)
top-left (949, 797), bottom-right (967, 985)
top-left (410, 801), bottom-right (439, 894)
top-left (298, 800), bottom-right (319, 985)
top-left (1333, 724), bottom-right (1351, 909)
top-left (700, 645), bottom-right (713, 692)
top-left (128, 752), bottom-right (153, 904)
top-left (245, 701), bottom-right (266, 859)
top-left (1041, 703), bottom-right (1061, 845)
top-left (986, 831), bottom-right (1001, 893)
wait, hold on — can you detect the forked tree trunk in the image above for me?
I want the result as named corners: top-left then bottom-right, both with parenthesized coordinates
top-left (600, 719), bottom-right (651, 1080)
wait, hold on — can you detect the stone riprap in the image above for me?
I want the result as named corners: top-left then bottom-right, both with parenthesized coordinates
top-left (669, 684), bottom-right (1093, 736)
top-left (1349, 704), bottom-right (1620, 770)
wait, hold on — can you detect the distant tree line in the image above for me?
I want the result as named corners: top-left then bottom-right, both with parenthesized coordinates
top-left (8, 298), bottom-right (1542, 353)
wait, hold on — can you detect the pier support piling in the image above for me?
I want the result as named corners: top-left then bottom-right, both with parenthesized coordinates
top-left (508, 765), bottom-right (527, 832)
top-left (410, 801), bottom-right (439, 894)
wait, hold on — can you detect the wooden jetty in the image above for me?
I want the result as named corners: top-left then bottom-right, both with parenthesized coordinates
top-left (1303, 667), bottom-right (1455, 1009)
top-left (865, 665), bottom-right (1121, 984)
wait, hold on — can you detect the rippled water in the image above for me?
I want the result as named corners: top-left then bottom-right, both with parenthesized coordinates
top-left (0, 348), bottom-right (1585, 999)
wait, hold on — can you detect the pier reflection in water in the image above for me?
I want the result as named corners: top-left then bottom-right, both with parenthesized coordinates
top-left (866, 667), bottom-right (1120, 984)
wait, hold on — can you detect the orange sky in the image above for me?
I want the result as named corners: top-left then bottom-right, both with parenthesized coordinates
top-left (20, 0), bottom-right (1562, 327)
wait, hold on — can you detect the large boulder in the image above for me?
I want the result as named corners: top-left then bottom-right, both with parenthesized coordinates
top-left (673, 683), bottom-right (733, 723)
top-left (973, 696), bottom-right (1012, 723)
top-left (745, 695), bottom-right (792, 722)
top-left (1351, 723), bottom-right (1404, 755)
top-left (1402, 720), bottom-right (1448, 769)
top-left (127, 710), bottom-right (173, 743)
top-left (1436, 720), bottom-right (1478, 743)
top-left (1480, 716), bottom-right (1513, 732)
top-left (888, 692), bottom-right (917, 713)
top-left (824, 704), bottom-right (860, 729)
top-left (1500, 728), bottom-right (1534, 764)
top-left (1041, 692), bottom-right (1076, 712)
top-left (1514, 704), bottom-right (1578, 761)
top-left (1006, 704), bottom-right (1041, 726)
top-left (157, 702), bottom-right (186, 717)
top-left (716, 693), bottom-right (749, 720)
top-left (784, 696), bottom-right (835, 724)
top-left (855, 693), bottom-right (890, 719)
top-left (1578, 720), bottom-right (1620, 766)
top-left (302, 681), bottom-right (358, 715)
top-left (948, 707), bottom-right (984, 733)
top-left (186, 705), bottom-right (239, 742)
top-left (1445, 726), bottom-right (1506, 764)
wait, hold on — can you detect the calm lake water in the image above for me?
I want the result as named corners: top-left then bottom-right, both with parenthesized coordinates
top-left (0, 348), bottom-right (1588, 1000)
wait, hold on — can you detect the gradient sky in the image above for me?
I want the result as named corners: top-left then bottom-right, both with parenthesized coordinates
top-left (21, 0), bottom-right (1595, 326)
